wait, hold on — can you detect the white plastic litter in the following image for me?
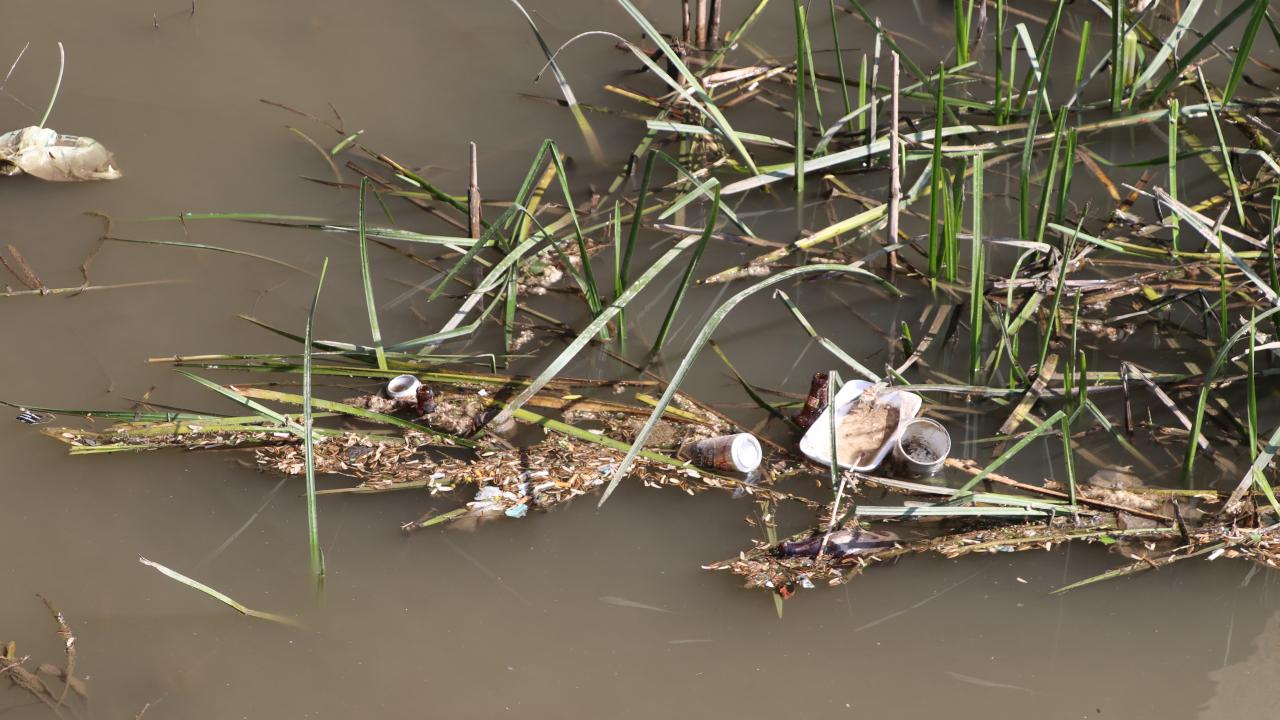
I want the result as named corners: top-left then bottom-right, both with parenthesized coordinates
top-left (798, 380), bottom-right (922, 473)
top-left (0, 125), bottom-right (121, 181)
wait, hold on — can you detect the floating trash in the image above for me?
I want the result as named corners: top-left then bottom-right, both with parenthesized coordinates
top-left (792, 371), bottom-right (829, 430)
top-left (384, 374), bottom-right (421, 401)
top-left (679, 433), bottom-right (762, 473)
top-left (15, 409), bottom-right (47, 424)
top-left (0, 126), bottom-right (121, 181)
top-left (798, 380), bottom-right (921, 472)
top-left (892, 418), bottom-right (951, 477)
top-left (776, 527), bottom-right (900, 559)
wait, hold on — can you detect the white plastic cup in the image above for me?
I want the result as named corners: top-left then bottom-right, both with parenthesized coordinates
top-left (385, 374), bottom-right (422, 401)
top-left (680, 433), bottom-right (762, 473)
top-left (892, 418), bottom-right (950, 477)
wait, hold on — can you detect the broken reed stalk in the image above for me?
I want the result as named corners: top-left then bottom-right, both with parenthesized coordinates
top-left (867, 20), bottom-right (881, 168)
top-left (792, 0), bottom-right (808, 234)
top-left (695, 0), bottom-right (709, 47)
top-left (887, 51), bottom-right (900, 274)
top-left (707, 0), bottom-right (721, 50)
top-left (468, 142), bottom-right (481, 240)
top-left (1168, 98), bottom-right (1180, 251)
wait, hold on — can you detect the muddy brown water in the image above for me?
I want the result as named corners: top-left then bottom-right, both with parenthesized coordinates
top-left (3, 1), bottom-right (1279, 718)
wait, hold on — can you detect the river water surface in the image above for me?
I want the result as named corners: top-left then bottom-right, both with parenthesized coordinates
top-left (3, 1), bottom-right (1279, 718)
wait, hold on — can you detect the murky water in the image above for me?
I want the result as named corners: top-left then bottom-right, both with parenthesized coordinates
top-left (3, 1), bottom-right (1279, 717)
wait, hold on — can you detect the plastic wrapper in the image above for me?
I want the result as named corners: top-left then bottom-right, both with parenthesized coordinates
top-left (0, 126), bottom-right (121, 181)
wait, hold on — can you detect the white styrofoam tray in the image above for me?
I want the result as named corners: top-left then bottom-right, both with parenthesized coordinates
top-left (798, 380), bottom-right (922, 472)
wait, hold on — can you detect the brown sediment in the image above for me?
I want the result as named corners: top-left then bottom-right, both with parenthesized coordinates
top-left (834, 399), bottom-right (899, 466)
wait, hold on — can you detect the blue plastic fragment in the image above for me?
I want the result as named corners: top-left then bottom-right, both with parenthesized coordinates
top-left (505, 504), bottom-right (529, 519)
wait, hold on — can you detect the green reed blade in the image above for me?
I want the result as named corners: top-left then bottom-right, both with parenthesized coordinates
top-left (1132, 0), bottom-right (1202, 92)
top-left (927, 63), bottom-right (946, 282)
top-left (829, 0), bottom-right (854, 137)
top-left (957, 410), bottom-right (1067, 494)
top-left (969, 151), bottom-right (985, 383)
top-left (37, 41), bottom-right (63, 129)
top-left (1145, 0), bottom-right (1258, 106)
top-left (651, 187), bottom-right (719, 354)
top-left (357, 179), bottom-right (388, 371)
top-left (303, 258), bottom-right (328, 579)
top-left (1223, 0), bottom-right (1268, 105)
top-left (776, 289), bottom-right (880, 381)
top-left (1196, 72), bottom-right (1246, 227)
top-left (1073, 20), bottom-right (1091, 89)
top-left (614, 0), bottom-right (759, 174)
top-left (793, 0), bottom-right (808, 233)
top-left (1182, 307), bottom-right (1280, 485)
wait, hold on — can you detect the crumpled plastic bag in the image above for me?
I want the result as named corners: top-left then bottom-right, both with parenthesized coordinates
top-left (0, 125), bottom-right (121, 181)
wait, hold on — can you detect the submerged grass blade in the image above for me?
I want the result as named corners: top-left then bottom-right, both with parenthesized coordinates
top-left (106, 236), bottom-right (308, 274)
top-left (139, 557), bottom-right (300, 627)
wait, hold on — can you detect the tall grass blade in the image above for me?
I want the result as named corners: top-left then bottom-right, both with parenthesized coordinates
top-left (303, 258), bottom-right (328, 580)
top-left (497, 233), bottom-right (706, 420)
top-left (969, 151), bottom-right (985, 383)
top-left (613, 0), bottom-right (759, 174)
top-left (927, 64), bottom-right (946, 282)
top-left (37, 42), bottom-right (63, 129)
top-left (1196, 71), bottom-right (1246, 227)
top-left (1181, 307), bottom-right (1280, 484)
top-left (792, 0), bottom-right (809, 233)
top-left (1144, 0), bottom-right (1258, 106)
top-left (1169, 99), bottom-right (1180, 251)
top-left (1132, 0), bottom-right (1202, 92)
top-left (841, 0), bottom-right (927, 84)
top-left (357, 179), bottom-right (389, 371)
top-left (1223, 0), bottom-right (1268, 104)
top-left (651, 188), bottom-right (719, 354)
top-left (1110, 0), bottom-right (1124, 112)
top-left (829, 0), bottom-right (854, 137)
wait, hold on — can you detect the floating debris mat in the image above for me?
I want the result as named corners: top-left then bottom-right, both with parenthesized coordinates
top-left (255, 429), bottom-right (814, 523)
